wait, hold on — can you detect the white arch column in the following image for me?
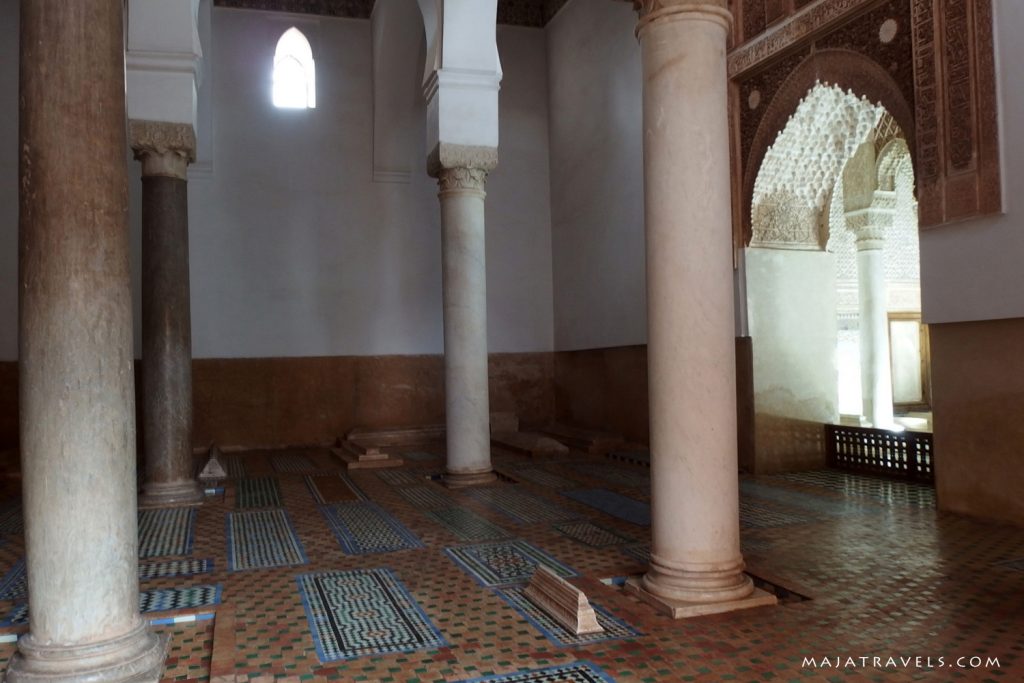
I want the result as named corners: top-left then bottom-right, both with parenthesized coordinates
top-left (847, 193), bottom-right (896, 428)
top-left (627, 0), bottom-right (775, 617)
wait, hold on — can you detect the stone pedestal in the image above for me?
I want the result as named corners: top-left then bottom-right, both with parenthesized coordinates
top-left (632, 0), bottom-right (773, 617)
top-left (849, 199), bottom-right (895, 428)
top-left (10, 0), bottom-right (168, 679)
top-left (133, 122), bottom-right (204, 508)
top-left (432, 159), bottom-right (498, 488)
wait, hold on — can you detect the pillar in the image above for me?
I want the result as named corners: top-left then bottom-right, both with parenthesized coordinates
top-left (627, 0), bottom-right (775, 618)
top-left (849, 196), bottom-right (895, 428)
top-left (9, 0), bottom-right (168, 680)
top-left (132, 121), bottom-right (203, 508)
top-left (433, 159), bottom-right (497, 487)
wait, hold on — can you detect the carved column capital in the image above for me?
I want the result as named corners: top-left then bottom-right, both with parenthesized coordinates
top-left (632, 0), bottom-right (731, 36)
top-left (846, 206), bottom-right (893, 251)
top-left (129, 120), bottom-right (196, 180)
top-left (437, 167), bottom-right (488, 195)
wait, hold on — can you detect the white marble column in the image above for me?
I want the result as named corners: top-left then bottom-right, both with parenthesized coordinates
top-left (848, 195), bottom-right (895, 428)
top-left (9, 0), bottom-right (168, 680)
top-left (628, 0), bottom-right (775, 618)
top-left (132, 121), bottom-right (204, 508)
top-left (433, 157), bottom-right (497, 487)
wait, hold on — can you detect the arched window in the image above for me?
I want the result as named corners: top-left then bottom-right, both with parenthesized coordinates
top-left (272, 28), bottom-right (316, 109)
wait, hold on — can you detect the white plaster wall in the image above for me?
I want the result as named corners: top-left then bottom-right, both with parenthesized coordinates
top-left (169, 10), bottom-right (554, 358)
top-left (546, 0), bottom-right (646, 351)
top-left (920, 0), bottom-right (1024, 324)
top-left (746, 248), bottom-right (839, 424)
top-left (0, 2), bottom-right (18, 361)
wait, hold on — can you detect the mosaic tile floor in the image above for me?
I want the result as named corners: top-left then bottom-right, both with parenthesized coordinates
top-left (0, 449), bottom-right (1022, 683)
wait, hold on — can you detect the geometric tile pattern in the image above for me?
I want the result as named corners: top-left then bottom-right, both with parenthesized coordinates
top-left (495, 586), bottom-right (641, 647)
top-left (0, 559), bottom-right (26, 600)
top-left (319, 502), bottom-right (423, 555)
top-left (305, 474), bottom-right (364, 504)
top-left (510, 467), bottom-right (580, 490)
top-left (774, 470), bottom-right (937, 508)
top-left (0, 604), bottom-right (27, 627)
top-left (222, 455), bottom-right (246, 479)
top-left (426, 507), bottom-right (510, 542)
top-left (138, 507), bottom-right (196, 558)
top-left (553, 521), bottom-right (634, 547)
top-left (236, 477), bottom-right (283, 509)
top-left (376, 470), bottom-right (424, 486)
top-left (138, 558), bottom-right (214, 581)
top-left (445, 540), bottom-right (576, 587)
top-left (739, 499), bottom-right (811, 528)
top-left (465, 487), bottom-right (576, 524)
top-left (226, 509), bottom-right (307, 571)
top-left (397, 485), bottom-right (452, 510)
top-left (740, 480), bottom-right (873, 516)
top-left (454, 662), bottom-right (618, 683)
top-left (619, 544), bottom-right (650, 565)
top-left (295, 568), bottom-right (447, 662)
top-left (140, 584), bottom-right (222, 613)
top-left (271, 454), bottom-right (319, 474)
top-left (561, 489), bottom-right (650, 526)
top-left (0, 504), bottom-right (22, 536)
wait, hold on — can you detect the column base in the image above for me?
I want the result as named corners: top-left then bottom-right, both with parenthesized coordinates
top-left (625, 576), bottom-right (777, 619)
top-left (442, 469), bottom-right (497, 488)
top-left (6, 622), bottom-right (169, 682)
top-left (138, 480), bottom-right (204, 509)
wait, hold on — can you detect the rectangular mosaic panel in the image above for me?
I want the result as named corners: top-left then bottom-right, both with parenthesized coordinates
top-left (0, 559), bottom-right (26, 600)
top-left (512, 467), bottom-right (579, 489)
top-left (227, 509), bottom-right (307, 571)
top-left (236, 477), bottom-right (282, 509)
top-left (0, 604), bottom-right (27, 627)
top-left (138, 508), bottom-right (196, 558)
top-left (296, 568), bottom-right (447, 662)
top-left (320, 502), bottom-right (423, 555)
top-left (140, 584), bottom-right (222, 613)
top-left (376, 469), bottom-right (423, 486)
top-left (138, 558), bottom-right (214, 581)
top-left (453, 662), bottom-right (617, 683)
top-left (397, 485), bottom-right (452, 510)
top-left (562, 489), bottom-right (651, 526)
top-left (495, 586), bottom-right (641, 647)
top-left (465, 487), bottom-right (576, 524)
top-left (553, 521), bottom-right (634, 548)
top-left (445, 539), bottom-right (575, 587)
top-left (305, 473), bottom-right (364, 504)
top-left (426, 507), bottom-right (510, 542)
top-left (271, 453), bottom-right (319, 474)
top-left (222, 455), bottom-right (246, 479)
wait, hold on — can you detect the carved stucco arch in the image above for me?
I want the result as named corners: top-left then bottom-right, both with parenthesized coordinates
top-left (742, 49), bottom-right (915, 247)
top-left (876, 137), bottom-right (913, 193)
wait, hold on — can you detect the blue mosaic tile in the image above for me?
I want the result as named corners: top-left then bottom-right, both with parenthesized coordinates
top-left (271, 453), bottom-right (319, 474)
top-left (579, 463), bottom-right (650, 488)
top-left (397, 485), bottom-right (452, 510)
top-left (320, 502), bottom-right (423, 555)
top-left (426, 507), bottom-right (511, 542)
top-left (740, 480), bottom-right (876, 516)
top-left (495, 586), bottom-right (641, 647)
top-left (236, 477), bottom-right (282, 509)
top-left (227, 509), bottom-right (307, 571)
top-left (0, 559), bottom-right (26, 600)
top-left (376, 469), bottom-right (424, 486)
top-left (0, 604), bottom-right (27, 627)
top-left (304, 473), bottom-right (365, 504)
top-left (138, 507), bottom-right (196, 558)
top-left (466, 486), bottom-right (576, 524)
top-left (553, 521), bottom-right (634, 548)
top-left (445, 539), bottom-right (576, 587)
top-left (562, 489), bottom-right (651, 526)
top-left (223, 455), bottom-right (246, 479)
top-left (510, 467), bottom-right (580, 489)
top-left (454, 662), bottom-right (617, 683)
top-left (296, 568), bottom-right (447, 662)
top-left (138, 558), bottom-right (214, 581)
top-left (140, 584), bottom-right (222, 613)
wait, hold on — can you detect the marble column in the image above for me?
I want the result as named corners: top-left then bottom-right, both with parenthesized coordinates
top-left (848, 196), bottom-right (895, 428)
top-left (9, 0), bottom-right (168, 680)
top-left (628, 0), bottom-right (775, 618)
top-left (132, 121), bottom-right (204, 508)
top-left (432, 154), bottom-right (497, 488)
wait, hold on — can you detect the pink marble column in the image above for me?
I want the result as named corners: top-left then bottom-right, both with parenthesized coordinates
top-left (9, 0), bottom-right (168, 679)
top-left (628, 0), bottom-right (775, 618)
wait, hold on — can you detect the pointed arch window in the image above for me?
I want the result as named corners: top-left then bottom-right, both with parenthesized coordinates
top-left (272, 27), bottom-right (316, 109)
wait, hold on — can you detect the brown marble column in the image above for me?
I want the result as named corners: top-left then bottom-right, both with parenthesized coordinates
top-left (10, 0), bottom-right (168, 680)
top-left (627, 0), bottom-right (775, 618)
top-left (132, 121), bottom-right (203, 508)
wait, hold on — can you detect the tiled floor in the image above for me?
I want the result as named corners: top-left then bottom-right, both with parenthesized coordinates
top-left (0, 447), bottom-right (1022, 682)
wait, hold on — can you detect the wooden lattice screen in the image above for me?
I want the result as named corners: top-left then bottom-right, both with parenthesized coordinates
top-left (824, 424), bottom-right (934, 484)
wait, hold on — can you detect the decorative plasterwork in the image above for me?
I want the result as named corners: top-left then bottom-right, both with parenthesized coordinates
top-left (214, 0), bottom-right (552, 26)
top-left (437, 167), bottom-right (489, 194)
top-left (129, 120), bottom-right (197, 179)
top-left (751, 83), bottom-right (882, 249)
